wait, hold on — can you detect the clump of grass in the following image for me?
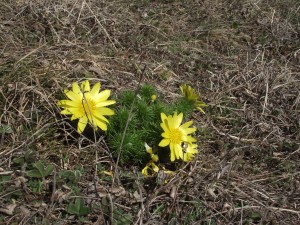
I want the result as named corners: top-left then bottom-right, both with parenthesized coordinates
top-left (106, 83), bottom-right (196, 164)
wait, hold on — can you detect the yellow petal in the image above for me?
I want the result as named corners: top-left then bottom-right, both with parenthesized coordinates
top-left (81, 80), bottom-right (90, 92)
top-left (72, 82), bottom-right (81, 95)
top-left (94, 90), bottom-right (111, 102)
top-left (173, 112), bottom-right (183, 128)
top-left (67, 107), bottom-right (85, 118)
top-left (160, 122), bottom-right (169, 133)
top-left (94, 117), bottom-right (108, 131)
top-left (186, 135), bottom-right (197, 143)
top-left (71, 114), bottom-right (80, 120)
top-left (95, 100), bottom-right (116, 108)
top-left (90, 82), bottom-right (101, 95)
top-left (159, 139), bottom-right (170, 147)
top-left (77, 117), bottom-right (88, 133)
top-left (64, 90), bottom-right (82, 102)
top-left (181, 127), bottom-right (196, 135)
top-left (161, 132), bottom-right (170, 138)
top-left (57, 100), bottom-right (78, 107)
top-left (173, 143), bottom-right (182, 160)
top-left (95, 107), bottom-right (115, 115)
top-left (142, 166), bottom-right (149, 176)
top-left (94, 113), bottom-right (109, 123)
top-left (150, 162), bottom-right (159, 172)
top-left (196, 107), bottom-right (206, 114)
top-left (160, 113), bottom-right (167, 122)
top-left (169, 143), bottom-right (176, 161)
top-left (60, 109), bottom-right (72, 115)
top-left (152, 154), bottom-right (159, 162)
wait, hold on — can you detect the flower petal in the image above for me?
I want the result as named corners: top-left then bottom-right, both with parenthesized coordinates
top-left (160, 122), bottom-right (169, 133)
top-left (173, 143), bottom-right (182, 160)
top-left (77, 117), bottom-right (88, 133)
top-left (64, 90), bottom-right (82, 102)
top-left (160, 113), bottom-right (168, 122)
top-left (95, 107), bottom-right (115, 115)
top-left (95, 100), bottom-right (116, 108)
top-left (94, 113), bottom-right (109, 123)
top-left (60, 109), bottom-right (73, 115)
top-left (186, 135), bottom-right (197, 143)
top-left (57, 100), bottom-right (78, 107)
top-left (67, 107), bottom-right (85, 118)
top-left (173, 112), bottom-right (183, 128)
top-left (94, 117), bottom-right (108, 131)
top-left (159, 139), bottom-right (170, 147)
top-left (72, 82), bottom-right (81, 95)
top-left (90, 82), bottom-right (101, 95)
top-left (94, 89), bottom-right (111, 102)
top-left (169, 143), bottom-right (176, 161)
top-left (161, 132), bottom-right (170, 138)
top-left (81, 80), bottom-right (90, 92)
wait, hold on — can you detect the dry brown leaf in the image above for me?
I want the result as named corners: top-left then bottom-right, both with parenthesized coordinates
top-left (207, 187), bottom-right (217, 199)
top-left (0, 202), bottom-right (17, 215)
top-left (20, 206), bottom-right (30, 217)
top-left (133, 190), bottom-right (144, 202)
top-left (111, 186), bottom-right (126, 196)
top-left (170, 186), bottom-right (177, 199)
top-left (14, 176), bottom-right (28, 188)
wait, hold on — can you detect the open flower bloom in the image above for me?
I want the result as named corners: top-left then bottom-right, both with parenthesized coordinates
top-left (180, 84), bottom-right (206, 114)
top-left (57, 80), bottom-right (115, 133)
top-left (159, 112), bottom-right (197, 161)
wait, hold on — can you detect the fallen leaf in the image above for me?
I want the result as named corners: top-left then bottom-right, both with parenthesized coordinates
top-left (20, 206), bottom-right (30, 217)
top-left (170, 186), bottom-right (177, 199)
top-left (0, 202), bottom-right (17, 215)
top-left (111, 187), bottom-right (126, 196)
top-left (133, 190), bottom-right (144, 202)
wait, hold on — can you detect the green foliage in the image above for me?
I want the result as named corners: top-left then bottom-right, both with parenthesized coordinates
top-left (26, 161), bottom-right (54, 178)
top-left (112, 208), bottom-right (133, 225)
top-left (28, 179), bottom-right (44, 193)
top-left (107, 84), bottom-right (195, 164)
top-left (0, 124), bottom-right (13, 134)
top-left (13, 149), bottom-right (37, 166)
top-left (58, 170), bottom-right (81, 184)
top-left (0, 175), bottom-right (11, 192)
top-left (66, 198), bottom-right (90, 216)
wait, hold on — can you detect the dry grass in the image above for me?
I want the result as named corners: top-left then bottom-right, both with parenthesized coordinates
top-left (0, 0), bottom-right (299, 224)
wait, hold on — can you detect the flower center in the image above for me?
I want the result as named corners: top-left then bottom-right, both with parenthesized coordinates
top-left (169, 128), bottom-right (183, 144)
top-left (82, 96), bottom-right (96, 115)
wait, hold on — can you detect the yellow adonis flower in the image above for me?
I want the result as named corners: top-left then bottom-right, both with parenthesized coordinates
top-left (142, 143), bottom-right (159, 177)
top-left (57, 80), bottom-right (115, 133)
top-left (180, 84), bottom-right (206, 114)
top-left (159, 112), bottom-right (197, 161)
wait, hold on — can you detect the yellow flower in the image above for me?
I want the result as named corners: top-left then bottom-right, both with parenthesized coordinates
top-left (159, 112), bottom-right (196, 161)
top-left (180, 84), bottom-right (206, 114)
top-left (181, 142), bottom-right (198, 162)
top-left (142, 161), bottom-right (159, 177)
top-left (57, 80), bottom-right (115, 133)
top-left (151, 94), bottom-right (157, 102)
